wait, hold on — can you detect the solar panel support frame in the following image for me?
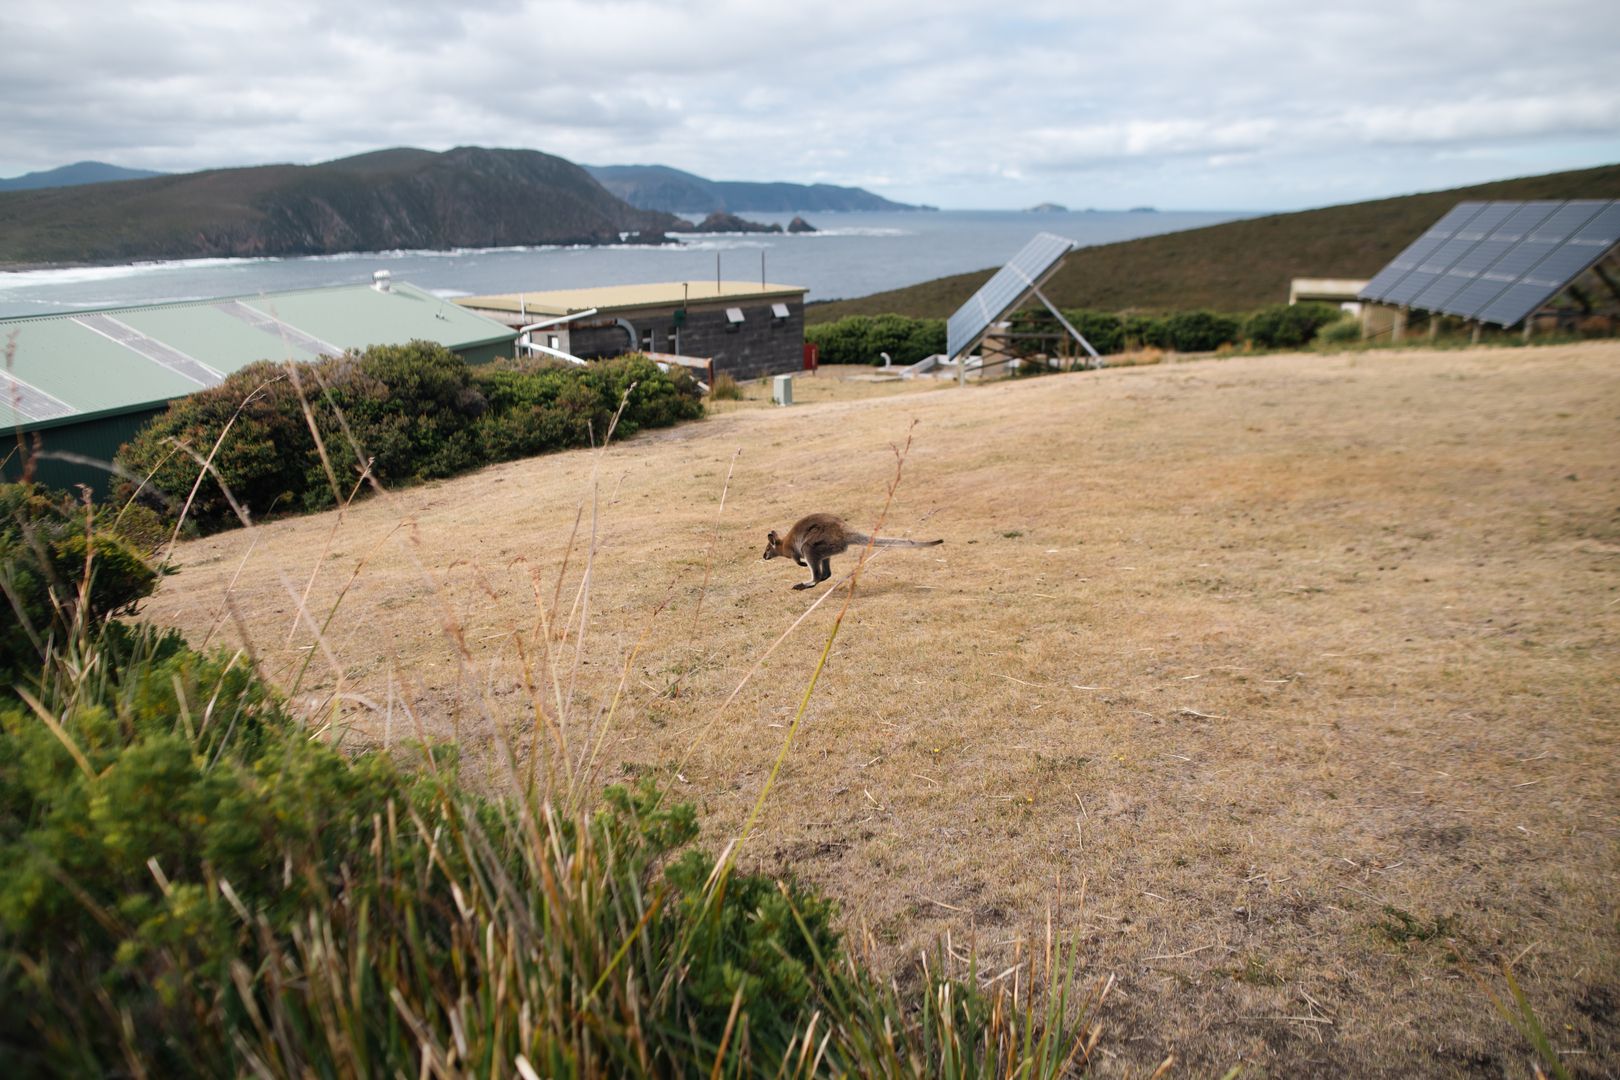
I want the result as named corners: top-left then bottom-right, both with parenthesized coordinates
top-left (947, 232), bottom-right (1079, 386)
top-left (1015, 270), bottom-right (1102, 369)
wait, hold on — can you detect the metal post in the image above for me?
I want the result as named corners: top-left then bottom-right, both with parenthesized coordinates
top-left (1470, 320), bottom-right (1482, 345)
top-left (1392, 307), bottom-right (1407, 343)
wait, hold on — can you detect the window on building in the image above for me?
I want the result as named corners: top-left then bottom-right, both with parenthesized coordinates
top-left (771, 302), bottom-right (791, 321)
top-left (725, 307), bottom-right (745, 333)
top-left (641, 328), bottom-right (655, 352)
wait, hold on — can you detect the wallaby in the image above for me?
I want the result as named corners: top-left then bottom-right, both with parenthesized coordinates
top-left (762, 513), bottom-right (943, 590)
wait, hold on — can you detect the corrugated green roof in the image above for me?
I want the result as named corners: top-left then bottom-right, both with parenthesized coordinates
top-left (0, 281), bottom-right (516, 431)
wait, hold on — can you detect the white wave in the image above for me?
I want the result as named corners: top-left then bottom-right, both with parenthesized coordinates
top-left (0, 256), bottom-right (280, 289)
top-left (667, 237), bottom-right (775, 252)
top-left (791, 227), bottom-right (908, 238)
top-left (301, 244), bottom-right (574, 261)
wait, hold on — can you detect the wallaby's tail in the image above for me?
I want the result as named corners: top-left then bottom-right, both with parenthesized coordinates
top-left (849, 534), bottom-right (944, 549)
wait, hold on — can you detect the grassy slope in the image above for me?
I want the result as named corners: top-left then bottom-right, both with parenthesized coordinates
top-left (144, 344), bottom-right (1620, 1075)
top-left (808, 163), bottom-right (1620, 322)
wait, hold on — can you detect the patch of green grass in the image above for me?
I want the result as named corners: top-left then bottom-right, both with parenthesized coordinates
top-left (1375, 905), bottom-right (1458, 947)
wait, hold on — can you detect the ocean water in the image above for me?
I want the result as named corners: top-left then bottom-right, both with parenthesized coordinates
top-left (0, 209), bottom-right (1256, 319)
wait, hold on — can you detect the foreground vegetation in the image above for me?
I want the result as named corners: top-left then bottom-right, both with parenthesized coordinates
top-left (1, 457), bottom-right (1102, 1075)
top-left (807, 162), bottom-right (1620, 321)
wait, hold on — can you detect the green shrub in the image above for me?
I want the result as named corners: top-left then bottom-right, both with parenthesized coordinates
top-left (1243, 302), bottom-right (1342, 349)
top-left (1062, 309), bottom-right (1126, 355)
top-left (0, 483), bottom-right (163, 685)
top-left (118, 347), bottom-right (704, 534)
top-left (1123, 313), bottom-right (1170, 350)
top-left (1316, 315), bottom-right (1364, 346)
top-left (0, 605), bottom-right (843, 1074)
top-left (806, 314), bottom-right (945, 365)
top-left (1165, 309), bottom-right (1241, 352)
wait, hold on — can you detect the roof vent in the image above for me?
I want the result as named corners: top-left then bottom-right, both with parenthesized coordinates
top-left (372, 270), bottom-right (392, 292)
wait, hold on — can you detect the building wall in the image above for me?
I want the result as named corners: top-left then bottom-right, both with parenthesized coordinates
top-left (565, 300), bottom-right (804, 379)
top-left (677, 301), bottom-right (804, 380)
top-left (3, 407), bottom-right (165, 498)
top-left (458, 339), bottom-right (516, 365)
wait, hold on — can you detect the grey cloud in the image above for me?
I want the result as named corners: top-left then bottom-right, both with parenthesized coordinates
top-left (0, 0), bottom-right (1615, 209)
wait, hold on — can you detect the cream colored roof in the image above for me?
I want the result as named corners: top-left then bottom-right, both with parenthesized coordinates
top-left (456, 280), bottom-right (807, 317)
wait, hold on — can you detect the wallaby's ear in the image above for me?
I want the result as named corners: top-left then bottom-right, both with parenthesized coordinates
top-left (767, 530), bottom-right (779, 543)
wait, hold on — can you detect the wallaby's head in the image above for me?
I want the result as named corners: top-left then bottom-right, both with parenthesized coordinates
top-left (763, 530), bottom-right (781, 560)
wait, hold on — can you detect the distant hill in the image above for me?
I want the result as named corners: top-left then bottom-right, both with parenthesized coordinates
top-left (807, 163), bottom-right (1620, 321)
top-left (0, 147), bottom-right (685, 267)
top-left (0, 160), bottom-right (167, 192)
top-left (585, 163), bottom-right (919, 213)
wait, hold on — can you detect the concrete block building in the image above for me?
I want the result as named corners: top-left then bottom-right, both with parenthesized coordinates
top-left (456, 281), bottom-right (808, 380)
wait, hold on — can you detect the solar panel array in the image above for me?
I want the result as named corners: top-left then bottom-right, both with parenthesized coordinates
top-left (1358, 200), bottom-right (1620, 327)
top-left (947, 232), bottom-right (1076, 360)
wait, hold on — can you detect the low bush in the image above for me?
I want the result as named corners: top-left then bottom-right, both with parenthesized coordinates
top-left (1165, 309), bottom-right (1242, 352)
top-left (0, 482), bottom-right (164, 685)
top-left (1063, 310), bottom-right (1126, 355)
top-left (1244, 302), bottom-right (1342, 349)
top-left (1316, 316), bottom-right (1364, 346)
top-left (1123, 313), bottom-right (1171, 350)
top-left (118, 345), bottom-right (704, 533)
top-left (806, 314), bottom-right (945, 365)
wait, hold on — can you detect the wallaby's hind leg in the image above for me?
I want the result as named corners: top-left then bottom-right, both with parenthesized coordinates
top-left (793, 544), bottom-right (819, 589)
top-left (816, 557), bottom-right (832, 584)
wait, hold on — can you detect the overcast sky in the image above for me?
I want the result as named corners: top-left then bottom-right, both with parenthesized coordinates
top-left (4, 0), bottom-right (1617, 210)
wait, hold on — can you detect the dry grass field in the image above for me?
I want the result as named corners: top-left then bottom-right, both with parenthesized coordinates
top-left (144, 343), bottom-right (1620, 1076)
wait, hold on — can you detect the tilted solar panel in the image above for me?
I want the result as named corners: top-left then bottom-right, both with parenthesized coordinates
top-left (1358, 202), bottom-right (1489, 304)
top-left (1474, 201), bottom-right (1613, 326)
top-left (1450, 202), bottom-right (1518, 240)
top-left (946, 232), bottom-right (1076, 361)
top-left (1569, 201), bottom-right (1620, 244)
top-left (1442, 202), bottom-right (1564, 318)
top-left (1359, 199), bottom-right (1620, 326)
top-left (1382, 235), bottom-right (1480, 305)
